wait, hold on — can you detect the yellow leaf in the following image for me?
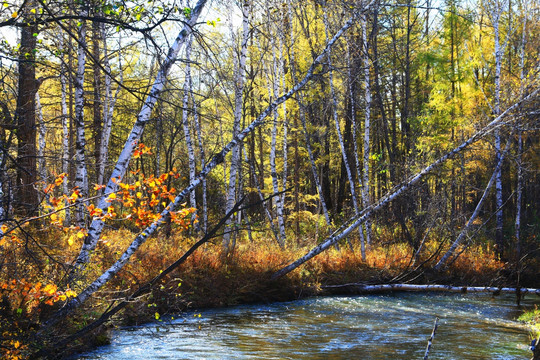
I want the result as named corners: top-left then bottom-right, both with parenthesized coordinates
top-left (136, 192), bottom-right (142, 199)
top-left (0, 224), bottom-right (7, 233)
top-left (67, 236), bottom-right (74, 246)
top-left (155, 312), bottom-right (160, 320)
top-left (11, 11), bottom-right (17, 18)
top-left (50, 213), bottom-right (58, 221)
top-left (14, 340), bottom-right (20, 349)
top-left (108, 193), bottom-right (117, 200)
top-left (76, 231), bottom-right (85, 239)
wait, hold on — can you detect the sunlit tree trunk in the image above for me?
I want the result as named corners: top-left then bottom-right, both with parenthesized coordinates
top-left (223, 0), bottom-right (250, 254)
top-left (323, 7), bottom-right (361, 249)
top-left (97, 31), bottom-right (122, 193)
top-left (181, 36), bottom-right (198, 230)
top-left (489, 0), bottom-right (505, 257)
top-left (74, 7), bottom-right (89, 227)
top-left (361, 15), bottom-right (373, 248)
top-left (59, 34), bottom-right (71, 224)
top-left (268, 42), bottom-right (287, 245)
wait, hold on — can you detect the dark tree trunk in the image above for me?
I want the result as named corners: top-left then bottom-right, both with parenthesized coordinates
top-left (15, 15), bottom-right (39, 216)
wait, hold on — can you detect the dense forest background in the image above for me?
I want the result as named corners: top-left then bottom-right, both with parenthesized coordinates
top-left (0, 0), bottom-right (539, 357)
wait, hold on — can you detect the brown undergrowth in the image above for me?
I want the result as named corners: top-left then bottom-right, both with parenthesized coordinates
top-left (1, 226), bottom-right (531, 359)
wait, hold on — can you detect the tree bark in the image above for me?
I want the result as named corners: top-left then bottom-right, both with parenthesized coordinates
top-left (15, 2), bottom-right (39, 216)
top-left (74, 6), bottom-right (89, 227)
top-left (223, 0), bottom-right (250, 254)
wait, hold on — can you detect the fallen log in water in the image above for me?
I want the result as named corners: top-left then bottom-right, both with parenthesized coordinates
top-left (320, 283), bottom-right (540, 295)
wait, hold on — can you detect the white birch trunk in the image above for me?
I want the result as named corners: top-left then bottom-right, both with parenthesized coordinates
top-left (46, 9), bottom-right (371, 325)
top-left (346, 38), bottom-right (367, 259)
top-left (279, 16), bottom-right (289, 220)
top-left (433, 138), bottom-right (510, 270)
top-left (59, 34), bottom-right (70, 225)
top-left (192, 82), bottom-right (207, 233)
top-left (272, 88), bottom-right (539, 279)
top-left (223, 0), bottom-right (250, 253)
top-left (181, 36), bottom-right (198, 228)
top-left (74, 10), bottom-right (89, 227)
top-left (72, 0), bottom-right (209, 273)
top-left (323, 8), bottom-right (362, 249)
top-left (97, 29), bottom-right (122, 192)
top-left (361, 16), bottom-right (372, 247)
top-left (268, 44), bottom-right (287, 245)
top-left (491, 0), bottom-right (505, 254)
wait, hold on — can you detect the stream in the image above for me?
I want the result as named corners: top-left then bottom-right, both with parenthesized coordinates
top-left (75, 292), bottom-right (537, 359)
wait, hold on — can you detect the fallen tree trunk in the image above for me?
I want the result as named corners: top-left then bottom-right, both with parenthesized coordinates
top-left (320, 283), bottom-right (540, 295)
top-left (271, 87), bottom-right (539, 280)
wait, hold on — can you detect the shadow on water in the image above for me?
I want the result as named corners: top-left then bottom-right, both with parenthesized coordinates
top-left (75, 292), bottom-right (537, 359)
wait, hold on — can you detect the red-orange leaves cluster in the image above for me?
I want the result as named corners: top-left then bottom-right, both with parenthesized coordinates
top-left (92, 168), bottom-right (195, 231)
top-left (0, 279), bottom-right (76, 312)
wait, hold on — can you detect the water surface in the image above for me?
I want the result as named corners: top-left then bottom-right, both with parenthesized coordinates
top-left (76, 292), bottom-right (536, 359)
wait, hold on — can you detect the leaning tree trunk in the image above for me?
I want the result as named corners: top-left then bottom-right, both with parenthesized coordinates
top-left (433, 137), bottom-right (511, 271)
top-left (272, 88), bottom-right (538, 279)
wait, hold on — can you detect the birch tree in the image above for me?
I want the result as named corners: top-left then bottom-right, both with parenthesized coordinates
top-left (487, 0), bottom-right (507, 256)
top-left (361, 15), bottom-right (373, 247)
top-left (73, 5), bottom-right (89, 227)
top-left (97, 30), bottom-right (123, 192)
top-left (223, 0), bottom-right (250, 254)
top-left (181, 36), bottom-right (198, 228)
top-left (323, 6), bottom-right (362, 251)
top-left (59, 34), bottom-right (71, 224)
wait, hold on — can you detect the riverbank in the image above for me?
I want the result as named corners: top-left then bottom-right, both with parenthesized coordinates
top-left (2, 228), bottom-right (538, 359)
